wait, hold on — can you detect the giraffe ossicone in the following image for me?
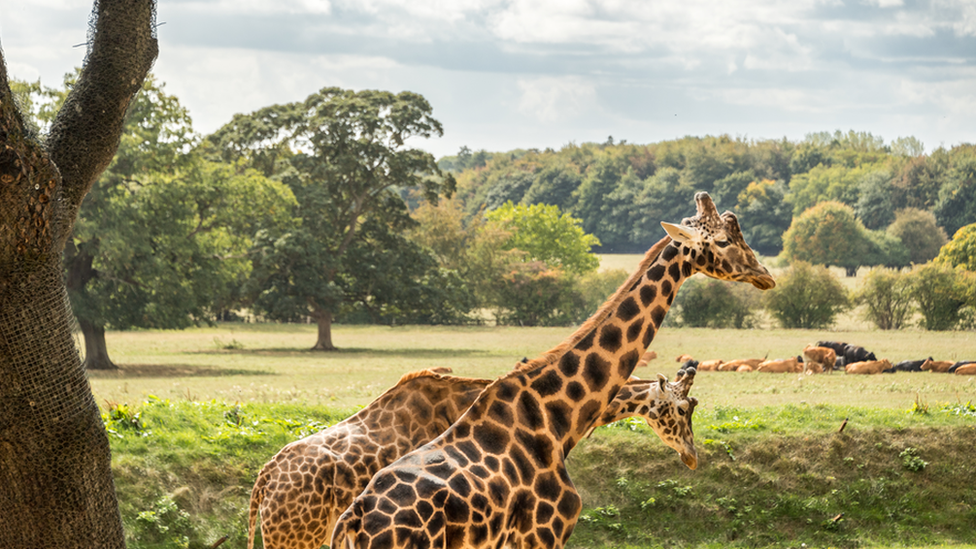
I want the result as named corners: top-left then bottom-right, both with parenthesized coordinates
top-left (332, 192), bottom-right (774, 549)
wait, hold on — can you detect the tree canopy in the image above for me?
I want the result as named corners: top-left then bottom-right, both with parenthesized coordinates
top-left (782, 201), bottom-right (874, 273)
top-left (210, 87), bottom-right (455, 349)
top-left (484, 201), bottom-right (600, 275)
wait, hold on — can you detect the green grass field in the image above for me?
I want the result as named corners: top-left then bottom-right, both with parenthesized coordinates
top-left (90, 322), bottom-right (976, 548)
top-left (87, 323), bottom-right (976, 412)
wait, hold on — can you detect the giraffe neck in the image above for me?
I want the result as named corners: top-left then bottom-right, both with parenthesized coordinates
top-left (512, 236), bottom-right (692, 456)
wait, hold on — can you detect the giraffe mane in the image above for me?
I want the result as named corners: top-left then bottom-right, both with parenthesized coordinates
top-left (394, 368), bottom-right (491, 387)
top-left (504, 235), bottom-right (672, 379)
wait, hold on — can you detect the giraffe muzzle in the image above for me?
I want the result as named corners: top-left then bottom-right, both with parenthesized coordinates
top-left (680, 449), bottom-right (698, 470)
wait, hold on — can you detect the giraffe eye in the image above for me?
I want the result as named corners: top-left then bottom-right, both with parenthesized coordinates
top-left (715, 239), bottom-right (731, 248)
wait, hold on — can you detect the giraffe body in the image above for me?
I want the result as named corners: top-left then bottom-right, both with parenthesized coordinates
top-left (332, 192), bottom-right (774, 549)
top-left (248, 370), bottom-right (490, 549)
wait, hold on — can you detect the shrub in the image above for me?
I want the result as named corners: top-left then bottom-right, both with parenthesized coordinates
top-left (906, 262), bottom-right (973, 331)
top-left (490, 262), bottom-right (581, 326)
top-left (854, 267), bottom-right (914, 330)
top-left (936, 222), bottom-right (976, 272)
top-left (672, 276), bottom-right (761, 328)
top-left (887, 208), bottom-right (948, 265)
top-left (763, 261), bottom-right (848, 329)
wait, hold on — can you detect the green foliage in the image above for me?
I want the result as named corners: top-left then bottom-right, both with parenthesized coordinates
top-left (485, 202), bottom-right (600, 275)
top-left (906, 262), bottom-right (973, 331)
top-left (854, 268), bottom-right (914, 330)
top-left (763, 261), bottom-right (848, 329)
top-left (936, 223), bottom-right (976, 272)
top-left (212, 87), bottom-right (455, 345)
top-left (864, 229), bottom-right (910, 268)
top-left (855, 169), bottom-right (896, 230)
top-left (733, 179), bottom-right (793, 256)
top-left (782, 201), bottom-right (874, 271)
top-left (49, 74), bottom-right (296, 356)
top-left (672, 277), bottom-right (761, 329)
top-left (887, 208), bottom-right (948, 265)
top-left (132, 496), bottom-right (192, 549)
top-left (899, 447), bottom-right (928, 472)
top-left (787, 163), bottom-right (872, 216)
top-left (489, 262), bottom-right (581, 327)
top-left (934, 145), bottom-right (976, 237)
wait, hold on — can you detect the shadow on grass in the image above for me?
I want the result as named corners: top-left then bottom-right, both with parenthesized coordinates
top-left (192, 347), bottom-right (491, 358)
top-left (86, 364), bottom-right (276, 378)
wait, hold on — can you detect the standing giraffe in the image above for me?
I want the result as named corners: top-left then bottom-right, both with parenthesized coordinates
top-left (331, 192), bottom-right (774, 549)
top-left (249, 368), bottom-right (697, 549)
top-left (248, 370), bottom-right (491, 549)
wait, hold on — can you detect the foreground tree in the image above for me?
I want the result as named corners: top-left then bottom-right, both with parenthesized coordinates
top-left (855, 267), bottom-right (914, 330)
top-left (0, 1), bottom-right (157, 546)
top-left (211, 88), bottom-right (453, 349)
top-left (886, 208), bottom-right (948, 266)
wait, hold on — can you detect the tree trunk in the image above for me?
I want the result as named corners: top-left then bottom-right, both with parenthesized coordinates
top-left (846, 266), bottom-right (859, 277)
top-left (0, 261), bottom-right (126, 548)
top-left (311, 308), bottom-right (337, 351)
top-left (80, 319), bottom-right (118, 370)
top-left (0, 1), bottom-right (157, 545)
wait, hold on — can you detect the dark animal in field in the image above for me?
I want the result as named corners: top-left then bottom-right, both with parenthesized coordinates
top-left (834, 356), bottom-right (846, 369)
top-left (843, 344), bottom-right (876, 364)
top-left (892, 358), bottom-right (930, 372)
top-left (816, 341), bottom-right (848, 356)
top-left (948, 360), bottom-right (976, 374)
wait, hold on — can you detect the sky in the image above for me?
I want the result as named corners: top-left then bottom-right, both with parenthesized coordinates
top-left (2, 0), bottom-right (975, 159)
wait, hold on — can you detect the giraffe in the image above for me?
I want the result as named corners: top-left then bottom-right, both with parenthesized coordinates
top-left (331, 192), bottom-right (774, 549)
top-left (248, 368), bottom-right (697, 549)
top-left (248, 369), bottom-right (491, 549)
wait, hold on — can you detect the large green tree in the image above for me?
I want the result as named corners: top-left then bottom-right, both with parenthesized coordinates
top-left (782, 201), bottom-right (876, 276)
top-left (22, 74), bottom-right (295, 369)
top-left (211, 87), bottom-right (453, 350)
top-left (886, 208), bottom-right (948, 266)
top-left (0, 0), bottom-right (157, 545)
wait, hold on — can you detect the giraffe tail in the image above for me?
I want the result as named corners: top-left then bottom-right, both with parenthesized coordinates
top-left (247, 467), bottom-right (270, 549)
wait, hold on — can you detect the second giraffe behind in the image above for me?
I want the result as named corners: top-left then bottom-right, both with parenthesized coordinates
top-left (332, 192), bottom-right (775, 549)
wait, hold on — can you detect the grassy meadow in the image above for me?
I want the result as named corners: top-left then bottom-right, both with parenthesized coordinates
top-left (88, 322), bottom-right (976, 549)
top-left (86, 255), bottom-right (976, 548)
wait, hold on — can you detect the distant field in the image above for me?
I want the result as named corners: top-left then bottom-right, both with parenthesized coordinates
top-left (87, 323), bottom-right (976, 412)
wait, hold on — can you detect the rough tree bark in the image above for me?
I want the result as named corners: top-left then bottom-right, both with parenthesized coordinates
top-left (0, 1), bottom-right (157, 547)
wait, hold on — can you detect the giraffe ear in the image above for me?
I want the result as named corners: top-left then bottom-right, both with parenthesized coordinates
top-left (657, 373), bottom-right (668, 393)
top-left (661, 222), bottom-right (699, 244)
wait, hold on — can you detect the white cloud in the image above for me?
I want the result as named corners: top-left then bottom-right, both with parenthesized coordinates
top-left (516, 76), bottom-right (598, 123)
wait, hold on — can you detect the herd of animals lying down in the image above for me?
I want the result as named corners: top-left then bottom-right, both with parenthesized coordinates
top-left (658, 340), bottom-right (976, 375)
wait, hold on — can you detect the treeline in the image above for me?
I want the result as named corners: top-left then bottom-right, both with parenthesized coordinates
top-left (12, 75), bottom-right (976, 367)
top-left (441, 133), bottom-right (976, 260)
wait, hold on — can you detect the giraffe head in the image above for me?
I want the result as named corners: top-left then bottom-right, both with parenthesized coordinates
top-left (647, 369), bottom-right (698, 470)
top-left (661, 192), bottom-right (775, 290)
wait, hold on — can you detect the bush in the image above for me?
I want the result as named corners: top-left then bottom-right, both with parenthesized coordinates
top-left (887, 208), bottom-right (948, 265)
top-left (936, 222), bottom-right (976, 272)
top-left (854, 267), bottom-right (914, 330)
top-left (672, 276), bottom-right (761, 328)
top-left (490, 262), bottom-right (581, 326)
top-left (763, 261), bottom-right (848, 329)
top-left (906, 262), bottom-right (973, 331)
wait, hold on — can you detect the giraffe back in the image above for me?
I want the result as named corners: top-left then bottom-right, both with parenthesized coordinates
top-left (248, 370), bottom-right (490, 549)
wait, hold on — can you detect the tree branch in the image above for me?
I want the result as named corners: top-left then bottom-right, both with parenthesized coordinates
top-left (47, 0), bottom-right (159, 248)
